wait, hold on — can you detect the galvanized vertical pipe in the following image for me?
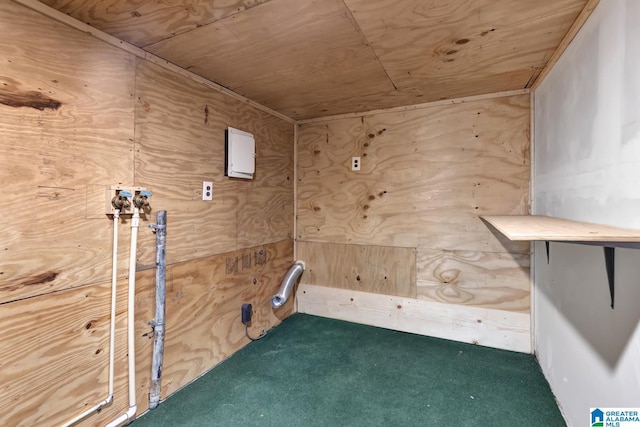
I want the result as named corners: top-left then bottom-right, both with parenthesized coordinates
top-left (149, 210), bottom-right (167, 410)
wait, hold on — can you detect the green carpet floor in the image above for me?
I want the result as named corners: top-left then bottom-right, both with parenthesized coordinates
top-left (131, 314), bottom-right (564, 426)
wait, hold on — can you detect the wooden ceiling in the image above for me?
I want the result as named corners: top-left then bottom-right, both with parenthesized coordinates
top-left (39, 0), bottom-right (589, 120)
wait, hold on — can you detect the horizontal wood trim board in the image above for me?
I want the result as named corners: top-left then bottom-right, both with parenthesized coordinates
top-left (296, 284), bottom-right (531, 353)
top-left (531, 0), bottom-right (601, 90)
top-left (10, 0), bottom-right (295, 124)
top-left (297, 89), bottom-right (530, 124)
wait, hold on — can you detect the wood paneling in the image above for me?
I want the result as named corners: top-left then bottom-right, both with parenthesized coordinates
top-left (297, 95), bottom-right (530, 252)
top-left (297, 241), bottom-right (416, 298)
top-left (135, 240), bottom-right (294, 403)
top-left (297, 284), bottom-right (531, 353)
top-left (1, 2), bottom-right (294, 425)
top-left (145, 0), bottom-right (394, 120)
top-left (235, 103), bottom-right (295, 248)
top-left (345, 0), bottom-right (586, 91)
top-left (0, 1), bottom-right (135, 303)
top-left (134, 60), bottom-right (293, 268)
top-left (0, 279), bottom-right (130, 426)
top-left (133, 59), bottom-right (239, 266)
top-left (297, 94), bottom-right (531, 320)
top-left (416, 249), bottom-right (530, 311)
top-left (37, 0), bottom-right (588, 119)
top-left (0, 240), bottom-right (292, 426)
top-left (38, 0), bottom-right (273, 47)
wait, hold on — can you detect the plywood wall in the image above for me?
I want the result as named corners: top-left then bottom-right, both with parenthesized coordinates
top-left (297, 94), bottom-right (531, 350)
top-left (0, 2), bottom-right (294, 425)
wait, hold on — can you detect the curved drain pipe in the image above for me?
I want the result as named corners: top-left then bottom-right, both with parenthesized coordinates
top-left (148, 211), bottom-right (167, 410)
top-left (271, 261), bottom-right (305, 309)
top-left (105, 205), bottom-right (141, 427)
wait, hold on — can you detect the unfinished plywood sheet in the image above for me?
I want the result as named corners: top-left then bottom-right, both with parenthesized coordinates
top-left (0, 279), bottom-right (131, 426)
top-left (0, 240), bottom-right (292, 426)
top-left (234, 103), bottom-right (294, 248)
top-left (416, 249), bottom-right (530, 312)
top-left (134, 59), bottom-right (293, 267)
top-left (35, 0), bottom-right (589, 119)
top-left (297, 94), bottom-right (530, 252)
top-left (345, 0), bottom-right (586, 91)
top-left (38, 0), bottom-right (273, 47)
top-left (141, 240), bottom-right (294, 400)
top-left (145, 0), bottom-right (394, 120)
top-left (0, 1), bottom-right (135, 303)
top-left (482, 215), bottom-right (640, 242)
top-left (297, 241), bottom-right (416, 298)
top-left (297, 284), bottom-right (531, 352)
top-left (133, 59), bottom-right (238, 266)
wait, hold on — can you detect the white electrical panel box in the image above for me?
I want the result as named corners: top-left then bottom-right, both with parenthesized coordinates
top-left (225, 127), bottom-right (255, 179)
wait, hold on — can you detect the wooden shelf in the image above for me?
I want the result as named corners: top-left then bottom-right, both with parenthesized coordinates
top-left (480, 215), bottom-right (640, 242)
top-left (480, 215), bottom-right (640, 310)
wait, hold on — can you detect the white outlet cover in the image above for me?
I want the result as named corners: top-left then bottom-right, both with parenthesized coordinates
top-left (202, 181), bottom-right (213, 200)
top-left (352, 157), bottom-right (361, 171)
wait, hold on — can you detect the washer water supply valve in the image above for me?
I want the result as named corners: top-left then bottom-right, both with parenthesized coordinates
top-left (105, 186), bottom-right (151, 215)
top-left (112, 191), bottom-right (132, 212)
top-left (134, 190), bottom-right (152, 210)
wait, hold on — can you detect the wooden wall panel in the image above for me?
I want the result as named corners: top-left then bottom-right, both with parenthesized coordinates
top-left (0, 279), bottom-right (130, 426)
top-left (297, 94), bottom-right (531, 320)
top-left (134, 60), bottom-right (294, 268)
top-left (134, 240), bottom-right (293, 403)
top-left (416, 249), bottom-right (530, 312)
top-left (297, 241), bottom-right (416, 298)
top-left (134, 59), bottom-right (239, 267)
top-left (0, 240), bottom-right (292, 426)
top-left (1, 2), bottom-right (294, 425)
top-left (234, 102), bottom-right (294, 248)
top-left (0, 1), bottom-right (135, 303)
top-left (297, 95), bottom-right (530, 252)
top-left (39, 0), bottom-right (272, 47)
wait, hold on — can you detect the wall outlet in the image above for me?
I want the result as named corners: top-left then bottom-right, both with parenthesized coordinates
top-left (352, 157), bottom-right (361, 171)
top-left (241, 303), bottom-right (252, 324)
top-left (202, 181), bottom-right (213, 201)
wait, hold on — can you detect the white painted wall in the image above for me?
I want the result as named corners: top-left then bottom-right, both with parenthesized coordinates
top-left (534, 1), bottom-right (640, 426)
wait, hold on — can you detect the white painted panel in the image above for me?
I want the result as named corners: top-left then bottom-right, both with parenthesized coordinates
top-left (535, 0), bottom-right (640, 229)
top-left (534, 1), bottom-right (640, 425)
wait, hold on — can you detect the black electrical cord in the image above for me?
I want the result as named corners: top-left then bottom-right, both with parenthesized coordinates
top-left (245, 324), bottom-right (267, 342)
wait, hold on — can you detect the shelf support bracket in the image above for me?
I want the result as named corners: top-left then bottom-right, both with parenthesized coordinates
top-left (603, 246), bottom-right (615, 309)
top-left (545, 241), bottom-right (550, 264)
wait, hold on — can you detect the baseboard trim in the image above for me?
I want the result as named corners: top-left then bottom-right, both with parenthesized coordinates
top-left (296, 284), bottom-right (531, 353)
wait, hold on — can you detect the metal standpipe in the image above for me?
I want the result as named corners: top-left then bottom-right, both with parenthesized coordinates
top-left (149, 210), bottom-right (167, 410)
